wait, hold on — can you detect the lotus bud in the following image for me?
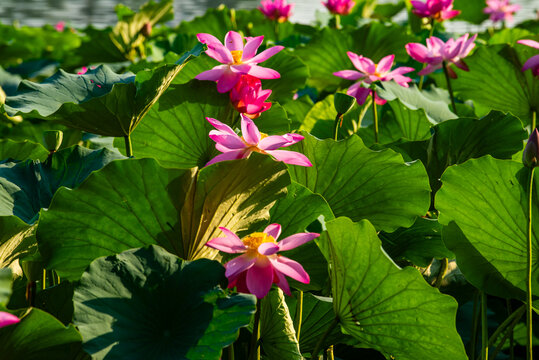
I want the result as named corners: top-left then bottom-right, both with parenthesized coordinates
top-left (334, 93), bottom-right (355, 116)
top-left (141, 22), bottom-right (152, 37)
top-left (43, 130), bottom-right (63, 153)
top-left (523, 129), bottom-right (539, 168)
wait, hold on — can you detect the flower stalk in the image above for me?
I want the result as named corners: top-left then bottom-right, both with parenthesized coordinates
top-left (295, 291), bottom-right (304, 342)
top-left (249, 300), bottom-right (262, 360)
top-left (526, 167), bottom-right (535, 360)
top-left (372, 88), bottom-right (379, 144)
top-left (442, 61), bottom-right (458, 115)
top-left (124, 135), bottom-right (133, 158)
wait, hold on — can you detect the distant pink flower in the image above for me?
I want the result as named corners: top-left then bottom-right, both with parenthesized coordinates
top-left (195, 31), bottom-right (284, 93)
top-left (411, 0), bottom-right (460, 22)
top-left (333, 53), bottom-right (414, 105)
top-left (259, 0), bottom-right (294, 22)
top-left (206, 114), bottom-right (312, 167)
top-left (406, 33), bottom-right (477, 78)
top-left (322, 0), bottom-right (355, 15)
top-left (206, 224), bottom-right (318, 298)
top-left (0, 312), bottom-right (19, 328)
top-left (517, 39), bottom-right (539, 77)
top-left (77, 66), bottom-right (88, 75)
top-left (483, 0), bottom-right (520, 23)
top-left (54, 21), bottom-right (65, 32)
top-left (230, 75), bottom-right (272, 119)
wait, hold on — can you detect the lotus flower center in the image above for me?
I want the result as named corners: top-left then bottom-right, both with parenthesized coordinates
top-left (231, 50), bottom-right (243, 64)
top-left (242, 232), bottom-right (276, 250)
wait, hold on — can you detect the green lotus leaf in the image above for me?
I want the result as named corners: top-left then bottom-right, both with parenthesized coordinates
top-left (259, 288), bottom-right (301, 359)
top-left (379, 217), bottom-right (453, 267)
top-left (5, 44), bottom-right (204, 137)
top-left (287, 293), bottom-right (344, 354)
top-left (73, 245), bottom-right (255, 360)
top-left (0, 145), bottom-right (122, 224)
top-left (452, 44), bottom-right (539, 126)
top-left (282, 95), bottom-right (313, 131)
top-left (0, 307), bottom-right (86, 360)
top-left (0, 216), bottom-right (35, 269)
top-left (452, 0), bottom-right (489, 24)
top-left (258, 51), bottom-right (309, 102)
top-left (0, 267), bottom-right (12, 306)
top-left (269, 182), bottom-right (333, 291)
top-left (488, 28), bottom-right (534, 46)
top-left (323, 217), bottom-right (467, 360)
top-left (288, 132), bottom-right (431, 232)
top-left (437, 156), bottom-right (539, 296)
top-left (296, 23), bottom-right (416, 92)
top-left (0, 139), bottom-right (48, 162)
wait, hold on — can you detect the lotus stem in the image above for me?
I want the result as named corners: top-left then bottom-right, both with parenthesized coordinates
top-left (335, 14), bottom-right (341, 30)
top-left (311, 317), bottom-right (339, 360)
top-left (470, 291), bottom-right (480, 359)
top-left (124, 135), bottom-right (133, 158)
top-left (372, 89), bottom-right (379, 144)
top-left (434, 258), bottom-right (448, 288)
top-left (532, 110), bottom-right (536, 130)
top-left (481, 292), bottom-right (488, 360)
top-left (42, 269), bottom-right (47, 290)
top-left (357, 96), bottom-right (372, 131)
top-left (227, 344), bottom-right (234, 360)
top-left (442, 61), bottom-right (458, 115)
top-left (334, 114), bottom-right (342, 141)
top-left (489, 305), bottom-right (525, 360)
top-left (527, 167), bottom-right (535, 360)
top-left (327, 345), bottom-right (334, 360)
top-left (487, 304), bottom-right (525, 350)
top-left (295, 291), bottom-right (304, 342)
top-left (249, 300), bottom-right (262, 360)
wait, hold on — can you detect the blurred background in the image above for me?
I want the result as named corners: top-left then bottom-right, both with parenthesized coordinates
top-left (0, 0), bottom-right (537, 31)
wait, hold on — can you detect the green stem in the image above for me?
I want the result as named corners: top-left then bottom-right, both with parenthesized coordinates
top-left (506, 300), bottom-right (515, 360)
top-left (419, 20), bottom-right (435, 90)
top-left (334, 114), bottom-right (342, 141)
top-left (357, 96), bottom-right (371, 131)
top-left (489, 306), bottom-right (526, 360)
top-left (481, 292), bottom-right (488, 360)
top-left (442, 61), bottom-right (458, 115)
top-left (527, 167), bottom-right (535, 360)
top-left (227, 344), bottom-right (234, 360)
top-left (532, 110), bottom-right (536, 130)
top-left (470, 291), bottom-right (480, 359)
top-left (433, 258), bottom-right (448, 288)
top-left (295, 291), bottom-right (304, 342)
top-left (335, 14), bottom-right (341, 30)
top-left (372, 89), bottom-right (378, 144)
top-left (249, 300), bottom-right (262, 360)
top-left (311, 317), bottom-right (339, 360)
top-left (327, 345), bottom-right (334, 360)
top-left (42, 269), bottom-right (47, 290)
top-left (487, 304), bottom-right (525, 350)
top-left (124, 135), bottom-right (133, 158)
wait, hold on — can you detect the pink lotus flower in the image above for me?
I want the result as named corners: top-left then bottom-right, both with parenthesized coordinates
top-left (206, 114), bottom-right (312, 167)
top-left (333, 53), bottom-right (414, 105)
top-left (0, 312), bottom-right (19, 328)
top-left (517, 39), bottom-right (539, 77)
top-left (230, 75), bottom-right (272, 119)
top-left (483, 0), bottom-right (520, 23)
top-left (259, 0), bottom-right (294, 22)
top-left (405, 34), bottom-right (477, 78)
top-left (206, 224), bottom-right (319, 298)
top-left (195, 31), bottom-right (284, 93)
top-left (77, 66), bottom-right (88, 75)
top-left (322, 0), bottom-right (355, 15)
top-left (54, 21), bottom-right (65, 32)
top-left (411, 0), bottom-right (460, 22)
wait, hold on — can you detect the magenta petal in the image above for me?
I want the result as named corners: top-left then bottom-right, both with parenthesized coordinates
top-left (263, 223), bottom-right (282, 240)
top-left (225, 253), bottom-right (257, 278)
top-left (195, 66), bottom-right (227, 81)
top-left (269, 256), bottom-right (310, 284)
top-left (377, 54), bottom-right (395, 74)
top-left (405, 43), bottom-right (429, 63)
top-left (258, 135), bottom-right (300, 150)
top-left (247, 46), bottom-right (284, 64)
top-left (224, 31), bottom-right (244, 51)
top-left (242, 36), bottom-right (264, 61)
top-left (518, 40), bottom-right (539, 49)
top-left (258, 242), bottom-right (280, 256)
top-left (197, 33), bottom-right (222, 46)
top-left (522, 55), bottom-right (539, 72)
top-left (206, 233), bottom-right (246, 253)
top-left (0, 312), bottom-right (20, 328)
top-left (207, 117), bottom-right (236, 135)
top-left (206, 149), bottom-right (250, 166)
top-left (333, 70), bottom-right (363, 81)
top-left (278, 233), bottom-right (319, 251)
top-left (205, 44), bottom-right (234, 64)
top-left (347, 83), bottom-right (371, 105)
top-left (274, 270), bottom-right (291, 296)
top-left (246, 257), bottom-right (274, 298)
top-left (246, 65), bottom-right (281, 79)
top-left (240, 114), bottom-right (261, 144)
top-left (216, 71), bottom-right (242, 93)
top-left (265, 150), bottom-right (312, 166)
top-left (208, 133), bottom-right (246, 150)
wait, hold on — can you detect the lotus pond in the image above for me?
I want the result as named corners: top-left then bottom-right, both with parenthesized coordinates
top-left (0, 0), bottom-right (539, 359)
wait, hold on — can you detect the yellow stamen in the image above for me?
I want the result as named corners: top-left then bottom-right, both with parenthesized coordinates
top-left (231, 50), bottom-right (243, 64)
top-left (242, 232), bottom-right (276, 252)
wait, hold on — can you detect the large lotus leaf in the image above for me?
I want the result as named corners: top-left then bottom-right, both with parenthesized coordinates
top-left (0, 139), bottom-right (48, 162)
top-left (259, 288), bottom-right (301, 359)
top-left (180, 153), bottom-right (290, 260)
top-left (0, 67), bottom-right (22, 96)
top-left (0, 216), bottom-right (35, 269)
top-left (268, 182), bottom-right (333, 291)
top-left (379, 217), bottom-right (453, 267)
top-left (427, 111), bottom-right (527, 193)
top-left (73, 245), bottom-right (255, 360)
top-left (0, 267), bottom-right (12, 305)
top-left (5, 44), bottom-right (204, 137)
top-left (323, 217), bottom-right (467, 360)
top-left (282, 96), bottom-right (313, 130)
top-left (286, 293), bottom-right (344, 354)
top-left (37, 158), bottom-right (190, 280)
top-left (488, 28), bottom-right (534, 46)
top-left (452, 0), bottom-right (489, 24)
top-left (0, 145), bottom-right (122, 224)
top-left (452, 44), bottom-right (539, 125)
top-left (288, 132), bottom-right (431, 232)
top-left (437, 156), bottom-right (539, 295)
top-left (0, 307), bottom-right (86, 360)
top-left (295, 23), bottom-right (416, 92)
top-left (257, 51), bottom-right (309, 102)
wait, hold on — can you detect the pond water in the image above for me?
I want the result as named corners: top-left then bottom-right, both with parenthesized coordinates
top-left (0, 0), bottom-right (537, 32)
